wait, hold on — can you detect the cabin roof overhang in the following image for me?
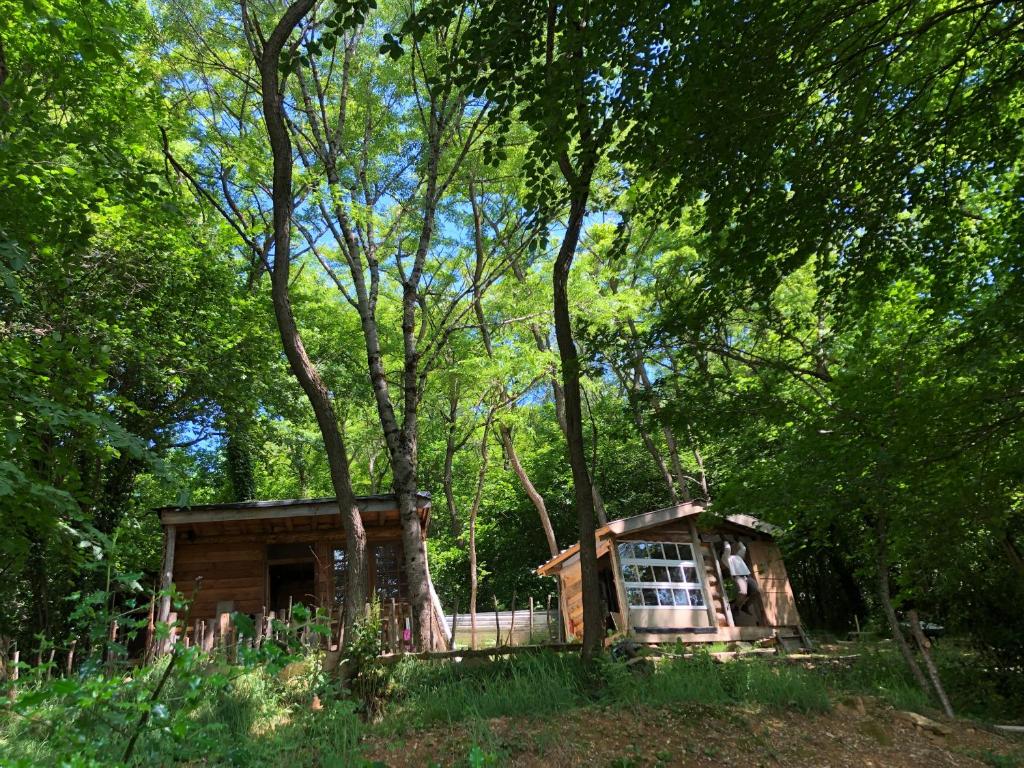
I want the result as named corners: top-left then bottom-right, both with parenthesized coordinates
top-left (536, 501), bottom-right (779, 576)
top-left (156, 492), bottom-right (431, 528)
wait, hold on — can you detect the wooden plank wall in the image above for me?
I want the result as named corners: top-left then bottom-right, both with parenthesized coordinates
top-left (174, 539), bottom-right (266, 618)
top-left (748, 540), bottom-right (801, 627)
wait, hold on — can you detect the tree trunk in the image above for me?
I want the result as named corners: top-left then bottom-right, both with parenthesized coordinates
top-left (443, 381), bottom-right (461, 536)
top-left (468, 417), bottom-right (493, 650)
top-left (552, 185), bottom-right (603, 662)
top-left (254, 1), bottom-right (367, 648)
top-left (499, 423), bottom-right (558, 557)
top-left (908, 609), bottom-right (955, 718)
top-left (873, 518), bottom-right (930, 695)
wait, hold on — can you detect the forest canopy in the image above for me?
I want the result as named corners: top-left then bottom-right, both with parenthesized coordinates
top-left (1, 0), bottom-right (1022, 680)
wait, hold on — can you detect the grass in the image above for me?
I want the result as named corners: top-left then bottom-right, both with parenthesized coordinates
top-left (2, 639), bottom-right (1020, 766)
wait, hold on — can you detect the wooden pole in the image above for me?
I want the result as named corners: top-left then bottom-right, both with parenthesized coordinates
top-left (255, 609), bottom-right (265, 648)
top-left (449, 600), bottom-right (459, 651)
top-left (45, 648), bottom-right (56, 680)
top-left (144, 593), bottom-right (156, 663)
top-left (529, 597), bottom-right (534, 644)
top-left (546, 594), bottom-right (552, 641)
top-left (506, 593), bottom-right (517, 646)
top-left (156, 525), bottom-right (176, 655)
top-left (493, 596), bottom-right (501, 648)
top-left (65, 640), bottom-right (76, 677)
top-left (203, 620), bottom-right (214, 652)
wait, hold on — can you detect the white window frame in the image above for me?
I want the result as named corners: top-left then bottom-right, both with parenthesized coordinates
top-left (618, 540), bottom-right (707, 609)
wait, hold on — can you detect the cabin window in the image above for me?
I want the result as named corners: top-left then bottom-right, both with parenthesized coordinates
top-left (374, 542), bottom-right (407, 600)
top-left (618, 541), bottom-right (706, 608)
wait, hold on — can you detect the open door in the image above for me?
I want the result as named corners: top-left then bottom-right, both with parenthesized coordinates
top-left (267, 543), bottom-right (317, 613)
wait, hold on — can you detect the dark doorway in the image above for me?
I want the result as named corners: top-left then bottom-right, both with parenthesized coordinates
top-left (269, 561), bottom-right (315, 614)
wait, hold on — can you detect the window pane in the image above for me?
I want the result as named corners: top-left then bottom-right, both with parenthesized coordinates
top-left (627, 588), bottom-right (644, 607)
top-left (656, 588), bottom-right (674, 606)
top-left (374, 543), bottom-right (407, 599)
top-left (642, 588), bottom-right (659, 606)
top-left (668, 566), bottom-right (684, 583)
top-left (618, 543), bottom-right (635, 560)
top-left (632, 542), bottom-right (649, 558)
top-left (646, 543), bottom-right (665, 560)
top-left (652, 565), bottom-right (670, 583)
top-left (672, 589), bottom-right (689, 606)
top-left (683, 566), bottom-right (699, 584)
top-left (662, 543), bottom-right (680, 561)
top-left (638, 565), bottom-right (655, 582)
top-left (624, 564), bottom-right (641, 582)
top-left (676, 543), bottom-right (693, 561)
top-left (688, 589), bottom-right (705, 607)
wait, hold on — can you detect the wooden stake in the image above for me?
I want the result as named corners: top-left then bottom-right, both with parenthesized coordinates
top-left (506, 593), bottom-right (517, 646)
top-left (449, 600), bottom-right (459, 651)
top-left (11, 650), bottom-right (19, 682)
top-left (65, 640), bottom-right (76, 677)
top-left (203, 620), bottom-right (214, 652)
top-left (255, 610), bottom-right (265, 648)
top-left (529, 597), bottom-right (535, 643)
top-left (45, 648), bottom-right (55, 679)
top-left (493, 596), bottom-right (501, 648)
top-left (546, 595), bottom-right (552, 640)
top-left (144, 593), bottom-right (156, 663)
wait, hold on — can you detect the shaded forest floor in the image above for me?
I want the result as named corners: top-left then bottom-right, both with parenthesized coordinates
top-left (362, 698), bottom-right (1024, 767)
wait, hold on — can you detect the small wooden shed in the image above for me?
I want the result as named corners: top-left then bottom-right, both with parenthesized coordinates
top-left (538, 501), bottom-right (803, 645)
top-left (155, 493), bottom-right (449, 648)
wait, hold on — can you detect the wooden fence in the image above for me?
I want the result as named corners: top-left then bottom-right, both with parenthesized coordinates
top-left (445, 609), bottom-right (560, 648)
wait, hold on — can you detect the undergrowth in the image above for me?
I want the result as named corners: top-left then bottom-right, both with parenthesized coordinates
top-left (2, 640), bottom-right (1019, 766)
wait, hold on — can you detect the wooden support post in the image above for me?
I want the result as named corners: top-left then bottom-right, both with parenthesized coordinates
top-left (286, 596), bottom-right (293, 627)
top-left (607, 538), bottom-right (632, 634)
top-left (688, 518), bottom-right (718, 629)
top-left (10, 650), bottom-right (18, 682)
top-left (144, 594), bottom-right (156, 663)
top-left (45, 648), bottom-right (55, 680)
top-left (157, 525), bottom-right (176, 655)
top-left (710, 540), bottom-right (734, 627)
top-left (203, 620), bottom-right (215, 652)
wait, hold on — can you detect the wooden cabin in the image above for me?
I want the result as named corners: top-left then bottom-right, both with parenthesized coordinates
top-left (538, 501), bottom-right (804, 645)
top-left (155, 493), bottom-right (449, 649)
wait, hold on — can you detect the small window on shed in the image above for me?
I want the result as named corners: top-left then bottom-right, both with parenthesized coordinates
top-left (374, 543), bottom-right (407, 600)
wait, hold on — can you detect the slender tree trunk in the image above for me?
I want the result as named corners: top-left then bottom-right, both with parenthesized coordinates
top-left (443, 381), bottom-right (461, 536)
top-left (254, 1), bottom-right (367, 647)
top-left (552, 184), bottom-right (603, 661)
top-left (873, 518), bottom-right (930, 694)
top-left (499, 424), bottom-right (558, 557)
top-left (908, 609), bottom-right (955, 717)
top-left (468, 417), bottom-right (493, 650)
top-left (611, 361), bottom-right (677, 503)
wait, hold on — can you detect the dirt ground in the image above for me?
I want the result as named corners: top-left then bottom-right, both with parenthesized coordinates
top-left (363, 697), bottom-right (1024, 767)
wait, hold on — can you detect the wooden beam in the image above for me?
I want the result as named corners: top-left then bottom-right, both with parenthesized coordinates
top-left (606, 536), bottom-right (632, 634)
top-left (688, 517), bottom-right (719, 629)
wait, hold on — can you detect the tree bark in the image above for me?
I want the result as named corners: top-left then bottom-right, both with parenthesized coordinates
top-left (254, 0), bottom-right (367, 647)
top-left (499, 423), bottom-right (559, 558)
top-left (468, 416), bottom-right (493, 650)
top-left (873, 517), bottom-right (930, 694)
top-left (908, 608), bottom-right (955, 717)
top-left (552, 183), bottom-right (603, 661)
